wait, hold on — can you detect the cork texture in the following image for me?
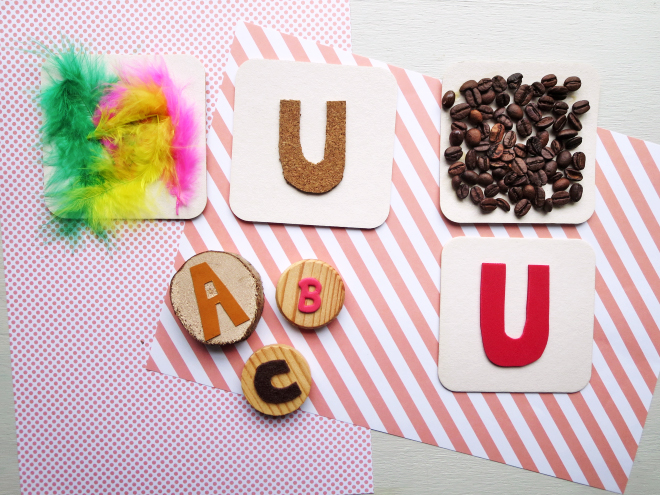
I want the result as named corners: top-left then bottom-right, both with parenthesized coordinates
top-left (170, 251), bottom-right (264, 345)
top-left (275, 259), bottom-right (345, 330)
top-left (278, 100), bottom-right (346, 194)
top-left (241, 344), bottom-right (312, 416)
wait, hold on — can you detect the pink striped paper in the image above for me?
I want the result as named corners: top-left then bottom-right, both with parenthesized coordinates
top-left (148, 21), bottom-right (660, 493)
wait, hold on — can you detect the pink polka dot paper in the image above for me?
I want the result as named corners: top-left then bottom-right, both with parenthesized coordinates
top-left (0, 2), bottom-right (374, 495)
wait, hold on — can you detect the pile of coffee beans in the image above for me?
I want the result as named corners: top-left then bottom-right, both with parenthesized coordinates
top-left (443, 73), bottom-right (589, 217)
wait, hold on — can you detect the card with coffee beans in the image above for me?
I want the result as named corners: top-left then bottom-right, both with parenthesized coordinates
top-left (440, 61), bottom-right (599, 224)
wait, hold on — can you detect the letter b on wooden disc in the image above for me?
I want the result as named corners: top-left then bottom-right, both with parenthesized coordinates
top-left (276, 259), bottom-right (345, 330)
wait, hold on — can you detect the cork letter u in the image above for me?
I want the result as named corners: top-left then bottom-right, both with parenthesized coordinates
top-left (480, 263), bottom-right (550, 367)
top-left (278, 100), bottom-right (346, 194)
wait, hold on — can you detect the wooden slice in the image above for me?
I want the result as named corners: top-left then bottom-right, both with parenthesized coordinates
top-left (275, 259), bottom-right (345, 330)
top-left (241, 344), bottom-right (312, 416)
top-left (170, 251), bottom-right (264, 345)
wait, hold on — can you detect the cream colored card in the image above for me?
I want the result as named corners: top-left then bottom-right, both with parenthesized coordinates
top-left (229, 59), bottom-right (398, 229)
top-left (438, 237), bottom-right (596, 393)
top-left (42, 54), bottom-right (207, 220)
top-left (440, 61), bottom-right (599, 224)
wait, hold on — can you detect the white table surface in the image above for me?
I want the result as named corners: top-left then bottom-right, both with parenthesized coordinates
top-left (2, 1), bottom-right (660, 493)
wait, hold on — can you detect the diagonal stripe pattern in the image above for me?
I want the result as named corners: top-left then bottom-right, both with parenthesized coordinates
top-left (148, 21), bottom-right (660, 493)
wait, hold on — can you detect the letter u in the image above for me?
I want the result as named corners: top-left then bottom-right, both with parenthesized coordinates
top-left (480, 263), bottom-right (550, 367)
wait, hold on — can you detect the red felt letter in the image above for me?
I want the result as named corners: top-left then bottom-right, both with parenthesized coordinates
top-left (480, 263), bottom-right (550, 367)
top-left (298, 277), bottom-right (322, 313)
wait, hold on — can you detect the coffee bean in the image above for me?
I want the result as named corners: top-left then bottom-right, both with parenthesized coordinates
top-left (515, 199), bottom-right (532, 217)
top-left (572, 151), bottom-right (586, 170)
top-left (448, 162), bottom-right (466, 176)
top-left (565, 136), bottom-right (583, 150)
top-left (492, 167), bottom-right (508, 180)
top-left (552, 190), bottom-right (571, 206)
top-left (557, 150), bottom-right (572, 168)
top-left (553, 114), bottom-right (567, 133)
top-left (449, 130), bottom-right (465, 146)
top-left (545, 160), bottom-right (558, 175)
top-left (564, 76), bottom-right (582, 91)
top-left (481, 89), bottom-right (496, 105)
top-left (537, 130), bottom-right (550, 148)
top-left (477, 155), bottom-right (490, 172)
top-left (501, 149), bottom-right (516, 162)
top-left (470, 185), bottom-right (485, 204)
top-left (465, 128), bottom-right (482, 147)
top-left (465, 149), bottom-right (477, 169)
top-left (492, 75), bottom-right (507, 92)
top-left (451, 121), bottom-right (468, 132)
top-left (505, 104), bottom-right (522, 121)
top-left (527, 136), bottom-right (543, 156)
top-left (484, 183), bottom-right (500, 198)
top-left (514, 143), bottom-right (528, 158)
top-left (478, 173), bottom-right (494, 187)
top-left (489, 123), bottom-right (505, 143)
top-left (442, 91), bottom-right (455, 109)
top-left (445, 146), bottom-right (463, 162)
top-left (557, 129), bottom-right (578, 140)
top-left (507, 73), bottom-right (523, 90)
top-left (495, 92), bottom-right (510, 107)
top-left (465, 88), bottom-right (481, 107)
top-left (526, 155), bottom-right (545, 171)
top-left (517, 118), bottom-right (533, 138)
top-left (514, 84), bottom-right (534, 105)
top-left (475, 140), bottom-right (491, 152)
top-left (477, 78), bottom-right (493, 92)
top-left (528, 170), bottom-right (542, 187)
top-left (565, 168), bottom-right (583, 181)
top-left (541, 74), bottom-right (557, 88)
top-left (525, 104), bottom-right (542, 123)
top-left (523, 184), bottom-right (536, 201)
top-left (512, 157), bottom-right (528, 175)
top-left (451, 175), bottom-right (462, 190)
top-left (494, 107), bottom-right (506, 119)
top-left (553, 101), bottom-right (569, 115)
top-left (478, 197), bottom-right (497, 212)
top-left (502, 130), bottom-right (516, 148)
top-left (532, 81), bottom-right (546, 97)
top-left (496, 198), bottom-right (511, 212)
top-left (509, 186), bottom-right (523, 203)
top-left (469, 109), bottom-right (483, 124)
top-left (568, 113), bottom-right (582, 130)
top-left (547, 172), bottom-right (563, 183)
top-left (573, 100), bottom-right (590, 115)
top-left (513, 174), bottom-right (529, 187)
top-left (536, 116), bottom-right (554, 130)
top-left (478, 105), bottom-right (494, 120)
top-left (457, 182), bottom-right (469, 199)
top-left (497, 114), bottom-right (513, 130)
top-left (548, 85), bottom-right (568, 100)
top-left (541, 147), bottom-right (555, 161)
top-left (538, 95), bottom-right (555, 111)
top-left (462, 170), bottom-right (479, 185)
top-left (487, 143), bottom-right (504, 160)
top-left (551, 139), bottom-right (563, 154)
top-left (538, 169), bottom-right (548, 186)
top-left (479, 122), bottom-right (491, 139)
top-left (544, 198), bottom-right (553, 212)
top-left (534, 187), bottom-right (546, 208)
top-left (503, 172), bottom-right (518, 187)
top-left (553, 177), bottom-right (570, 191)
top-left (498, 179), bottom-right (509, 194)
top-left (459, 80), bottom-right (478, 93)
top-left (450, 103), bottom-right (471, 120)
top-left (570, 183), bottom-right (583, 202)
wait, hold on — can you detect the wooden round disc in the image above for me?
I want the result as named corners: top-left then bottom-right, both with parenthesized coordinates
top-left (241, 344), bottom-right (311, 416)
top-left (170, 251), bottom-right (264, 345)
top-left (275, 259), bottom-right (345, 330)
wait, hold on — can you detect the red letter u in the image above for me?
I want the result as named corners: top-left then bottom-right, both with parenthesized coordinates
top-left (480, 263), bottom-right (550, 367)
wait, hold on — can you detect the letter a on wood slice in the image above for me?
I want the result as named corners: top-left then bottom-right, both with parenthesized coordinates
top-left (241, 344), bottom-right (312, 416)
top-left (170, 251), bottom-right (264, 345)
top-left (276, 260), bottom-right (345, 330)
top-left (438, 237), bottom-right (596, 393)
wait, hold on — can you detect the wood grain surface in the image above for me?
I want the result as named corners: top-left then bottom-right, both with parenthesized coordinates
top-left (275, 259), bottom-right (345, 330)
top-left (240, 344), bottom-right (312, 416)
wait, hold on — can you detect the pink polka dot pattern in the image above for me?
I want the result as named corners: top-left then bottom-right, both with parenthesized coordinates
top-left (0, 3), bottom-right (374, 495)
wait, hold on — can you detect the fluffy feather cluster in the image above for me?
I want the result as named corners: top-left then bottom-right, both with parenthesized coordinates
top-left (40, 41), bottom-right (198, 245)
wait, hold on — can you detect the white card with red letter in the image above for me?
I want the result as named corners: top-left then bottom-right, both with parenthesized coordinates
top-left (438, 237), bottom-right (596, 393)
